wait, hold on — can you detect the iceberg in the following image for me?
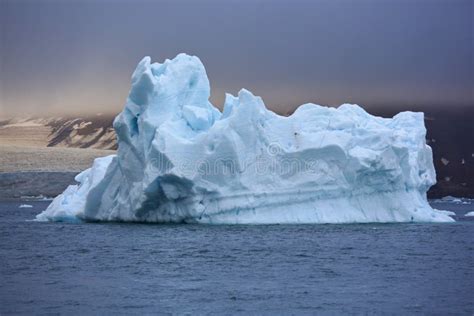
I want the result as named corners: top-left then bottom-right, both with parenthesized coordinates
top-left (36, 54), bottom-right (453, 224)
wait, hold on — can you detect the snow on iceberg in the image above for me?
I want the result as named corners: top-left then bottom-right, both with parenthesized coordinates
top-left (36, 53), bottom-right (453, 224)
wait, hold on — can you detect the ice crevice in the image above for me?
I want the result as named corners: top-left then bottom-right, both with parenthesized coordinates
top-left (36, 53), bottom-right (453, 224)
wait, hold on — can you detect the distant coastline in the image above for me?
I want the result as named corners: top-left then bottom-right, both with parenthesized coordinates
top-left (0, 171), bottom-right (77, 201)
top-left (0, 108), bottom-right (472, 200)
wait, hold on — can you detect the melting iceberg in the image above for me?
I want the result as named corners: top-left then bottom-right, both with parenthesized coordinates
top-left (36, 54), bottom-right (453, 224)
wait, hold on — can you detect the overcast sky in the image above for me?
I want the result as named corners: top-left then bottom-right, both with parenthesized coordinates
top-left (0, 0), bottom-right (472, 117)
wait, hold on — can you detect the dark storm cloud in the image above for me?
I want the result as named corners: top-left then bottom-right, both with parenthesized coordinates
top-left (0, 0), bottom-right (472, 117)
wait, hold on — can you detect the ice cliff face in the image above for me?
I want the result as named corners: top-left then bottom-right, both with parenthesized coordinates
top-left (36, 54), bottom-right (453, 223)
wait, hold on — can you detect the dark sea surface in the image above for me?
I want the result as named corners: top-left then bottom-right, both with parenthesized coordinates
top-left (0, 200), bottom-right (473, 315)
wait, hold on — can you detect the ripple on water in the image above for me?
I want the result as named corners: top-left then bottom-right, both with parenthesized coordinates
top-left (0, 200), bottom-right (473, 314)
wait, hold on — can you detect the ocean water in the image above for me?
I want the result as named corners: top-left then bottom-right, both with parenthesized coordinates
top-left (0, 200), bottom-right (473, 314)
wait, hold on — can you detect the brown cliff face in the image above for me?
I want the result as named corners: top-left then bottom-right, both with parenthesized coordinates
top-left (0, 115), bottom-right (118, 150)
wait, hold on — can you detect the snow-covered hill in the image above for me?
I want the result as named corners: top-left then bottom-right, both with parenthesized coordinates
top-left (0, 115), bottom-right (117, 150)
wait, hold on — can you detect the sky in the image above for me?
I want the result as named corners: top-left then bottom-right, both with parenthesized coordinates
top-left (0, 0), bottom-right (472, 118)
